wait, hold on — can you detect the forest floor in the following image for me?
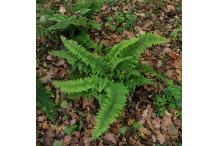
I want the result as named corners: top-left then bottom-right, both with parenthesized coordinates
top-left (37, 0), bottom-right (182, 145)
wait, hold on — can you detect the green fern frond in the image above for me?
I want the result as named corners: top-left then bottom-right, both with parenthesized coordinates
top-left (92, 82), bottom-right (129, 139)
top-left (73, 0), bottom-right (107, 14)
top-left (36, 26), bottom-right (50, 38)
top-left (110, 56), bottom-right (133, 71)
top-left (90, 0), bottom-right (108, 13)
top-left (50, 50), bottom-right (77, 65)
top-left (126, 75), bottom-right (154, 91)
top-left (89, 20), bottom-right (102, 30)
top-left (107, 37), bottom-right (139, 60)
top-left (136, 33), bottom-right (168, 55)
top-left (48, 15), bottom-right (77, 30)
top-left (73, 0), bottom-right (93, 12)
top-left (95, 94), bottom-right (106, 107)
top-left (76, 16), bottom-right (89, 27)
top-left (50, 50), bottom-right (91, 75)
top-left (77, 8), bottom-right (92, 15)
top-left (75, 31), bottom-right (102, 53)
top-left (60, 36), bottom-right (109, 73)
top-left (120, 33), bottom-right (168, 59)
top-left (37, 80), bottom-right (57, 121)
top-left (52, 76), bottom-right (98, 94)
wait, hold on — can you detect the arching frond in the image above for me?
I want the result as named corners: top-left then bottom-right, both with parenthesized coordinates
top-left (92, 82), bottom-right (129, 139)
top-left (61, 36), bottom-right (109, 73)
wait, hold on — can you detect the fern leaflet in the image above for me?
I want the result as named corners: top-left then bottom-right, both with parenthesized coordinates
top-left (52, 77), bottom-right (98, 94)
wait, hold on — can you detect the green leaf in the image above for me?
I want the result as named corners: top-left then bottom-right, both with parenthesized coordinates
top-left (36, 80), bottom-right (57, 121)
top-left (60, 100), bottom-right (68, 109)
top-left (64, 124), bottom-right (78, 135)
top-left (119, 126), bottom-right (127, 135)
top-left (53, 140), bottom-right (62, 146)
top-left (79, 8), bottom-right (91, 15)
top-left (48, 15), bottom-right (77, 30)
top-left (50, 50), bottom-right (77, 66)
top-left (131, 121), bottom-right (142, 130)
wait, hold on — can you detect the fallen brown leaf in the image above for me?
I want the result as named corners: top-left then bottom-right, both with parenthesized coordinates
top-left (123, 30), bottom-right (135, 39)
top-left (96, 15), bottom-right (102, 23)
top-left (167, 5), bottom-right (175, 11)
top-left (100, 39), bottom-right (112, 47)
top-left (104, 133), bottom-right (117, 144)
top-left (42, 121), bottom-right (49, 130)
top-left (162, 113), bottom-right (173, 130)
top-left (164, 48), bottom-right (179, 59)
top-left (156, 130), bottom-right (166, 144)
top-left (63, 135), bottom-right (71, 146)
top-left (82, 99), bottom-right (93, 108)
top-left (59, 5), bottom-right (66, 14)
top-left (139, 127), bottom-right (151, 139)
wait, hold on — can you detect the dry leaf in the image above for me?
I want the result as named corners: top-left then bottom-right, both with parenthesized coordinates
top-left (129, 136), bottom-right (137, 145)
top-left (167, 124), bottom-right (179, 139)
top-left (164, 48), bottom-right (179, 59)
top-left (101, 5), bottom-right (107, 11)
top-left (143, 21), bottom-right (153, 29)
top-left (152, 118), bottom-right (161, 129)
top-left (96, 15), bottom-right (102, 23)
top-left (41, 72), bottom-right (53, 83)
top-left (82, 99), bottom-right (93, 108)
top-left (162, 113), bottom-right (172, 130)
top-left (59, 6), bottom-right (66, 14)
top-left (69, 110), bottom-right (79, 120)
top-left (42, 121), bottom-right (49, 130)
top-left (167, 5), bottom-right (175, 11)
top-left (134, 12), bottom-right (145, 17)
top-left (84, 137), bottom-right (92, 146)
top-left (135, 26), bottom-right (145, 35)
top-left (123, 30), bottom-right (135, 39)
top-left (151, 134), bottom-right (157, 143)
top-left (98, 141), bottom-right (104, 146)
top-left (63, 135), bottom-right (71, 145)
top-left (132, 0), bottom-right (143, 4)
top-left (156, 131), bottom-right (166, 144)
top-left (166, 70), bottom-right (174, 78)
top-left (141, 108), bottom-right (149, 122)
top-left (139, 127), bottom-right (151, 139)
top-left (100, 39), bottom-right (112, 47)
top-left (157, 60), bottom-right (163, 68)
top-left (104, 133), bottom-right (117, 144)
top-left (127, 118), bottom-right (135, 126)
top-left (45, 128), bottom-right (55, 146)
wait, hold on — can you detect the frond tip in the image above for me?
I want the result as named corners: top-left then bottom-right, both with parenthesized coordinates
top-left (92, 83), bottom-right (129, 139)
top-left (60, 36), bottom-right (109, 73)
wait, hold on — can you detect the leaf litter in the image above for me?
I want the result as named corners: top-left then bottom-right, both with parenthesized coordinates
top-left (36, 0), bottom-right (182, 145)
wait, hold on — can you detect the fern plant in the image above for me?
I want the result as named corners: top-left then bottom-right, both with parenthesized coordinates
top-left (154, 84), bottom-right (182, 117)
top-left (50, 33), bottom-right (167, 139)
top-left (37, 0), bottom-right (106, 39)
top-left (36, 79), bottom-right (58, 121)
top-left (143, 65), bottom-right (182, 117)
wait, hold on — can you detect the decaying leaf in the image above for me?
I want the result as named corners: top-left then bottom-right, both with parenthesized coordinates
top-left (103, 133), bottom-right (117, 144)
top-left (59, 5), bottom-right (66, 14)
top-left (63, 135), bottom-right (71, 145)
top-left (156, 131), bottom-right (166, 144)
